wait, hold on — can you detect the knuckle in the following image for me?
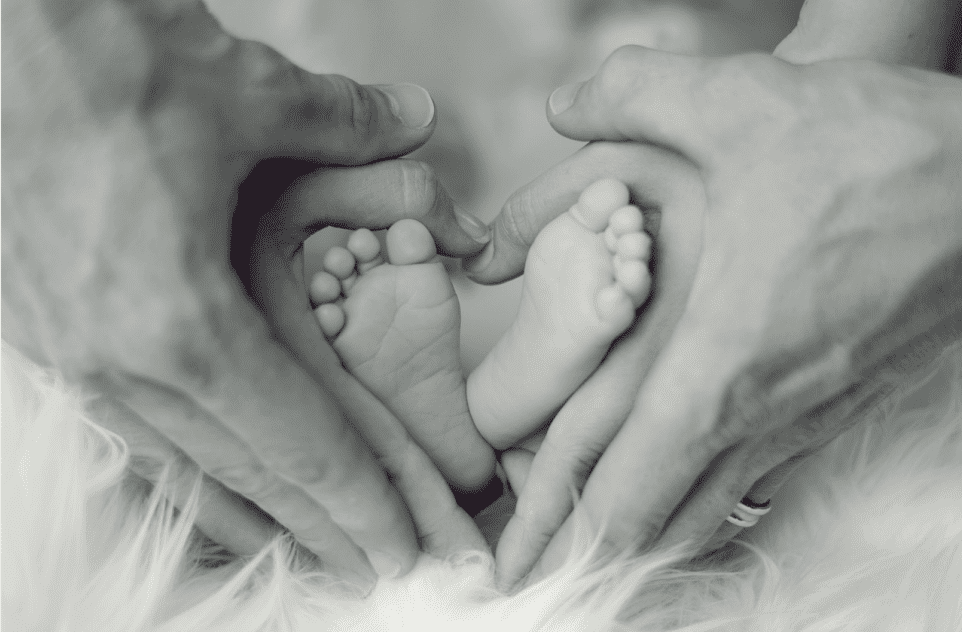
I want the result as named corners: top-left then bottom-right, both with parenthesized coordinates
top-left (396, 160), bottom-right (440, 219)
top-left (698, 54), bottom-right (799, 135)
top-left (712, 370), bottom-right (775, 448)
top-left (498, 188), bottom-right (542, 250)
top-left (206, 460), bottom-right (276, 500)
top-left (517, 520), bottom-right (554, 553)
top-left (326, 73), bottom-right (375, 137)
top-left (278, 452), bottom-right (336, 490)
top-left (602, 513), bottom-right (662, 553)
top-left (601, 45), bottom-right (646, 79)
top-left (557, 442), bottom-right (602, 484)
top-left (597, 45), bottom-right (646, 105)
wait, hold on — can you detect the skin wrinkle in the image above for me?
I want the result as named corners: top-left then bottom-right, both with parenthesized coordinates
top-left (496, 48), bottom-right (962, 586)
top-left (10, 0), bottom-right (521, 580)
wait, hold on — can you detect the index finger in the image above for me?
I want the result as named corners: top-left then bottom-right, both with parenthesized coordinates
top-left (465, 141), bottom-right (697, 284)
top-left (494, 146), bottom-right (705, 587)
top-left (545, 47), bottom-right (800, 169)
top-left (131, 0), bottom-right (436, 164)
top-left (122, 290), bottom-right (418, 585)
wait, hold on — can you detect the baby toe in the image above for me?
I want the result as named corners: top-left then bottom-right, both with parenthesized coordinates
top-left (595, 284), bottom-right (636, 329)
top-left (323, 246), bottom-right (357, 280)
top-left (616, 232), bottom-right (652, 262)
top-left (347, 229), bottom-right (384, 273)
top-left (572, 179), bottom-right (631, 232)
top-left (314, 303), bottom-right (346, 338)
top-left (385, 219), bottom-right (437, 265)
top-left (614, 258), bottom-right (651, 305)
top-left (309, 272), bottom-right (343, 306)
top-left (609, 205), bottom-right (644, 237)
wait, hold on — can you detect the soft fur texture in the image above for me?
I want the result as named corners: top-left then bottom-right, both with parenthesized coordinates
top-left (3, 343), bottom-right (961, 631)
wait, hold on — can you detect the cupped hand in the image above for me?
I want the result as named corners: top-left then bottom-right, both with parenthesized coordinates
top-left (467, 48), bottom-right (962, 588)
top-left (3, 0), bottom-right (491, 588)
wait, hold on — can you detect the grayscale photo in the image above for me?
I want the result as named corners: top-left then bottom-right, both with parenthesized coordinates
top-left (4, 0), bottom-right (961, 630)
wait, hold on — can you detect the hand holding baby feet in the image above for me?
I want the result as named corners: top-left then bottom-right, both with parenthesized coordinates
top-left (467, 179), bottom-right (651, 450)
top-left (310, 222), bottom-right (497, 499)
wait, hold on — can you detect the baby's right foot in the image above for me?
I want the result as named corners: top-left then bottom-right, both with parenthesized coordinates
top-left (310, 220), bottom-right (496, 496)
top-left (467, 179), bottom-right (651, 449)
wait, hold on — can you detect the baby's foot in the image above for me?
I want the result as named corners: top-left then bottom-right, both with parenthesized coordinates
top-left (310, 221), bottom-right (495, 495)
top-left (467, 179), bottom-right (651, 449)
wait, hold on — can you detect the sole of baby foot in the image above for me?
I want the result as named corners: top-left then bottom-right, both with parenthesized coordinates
top-left (466, 179), bottom-right (651, 450)
top-left (310, 220), bottom-right (496, 495)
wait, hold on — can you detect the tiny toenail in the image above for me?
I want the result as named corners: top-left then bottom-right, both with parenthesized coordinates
top-left (455, 208), bottom-right (492, 244)
top-left (548, 81), bottom-right (583, 116)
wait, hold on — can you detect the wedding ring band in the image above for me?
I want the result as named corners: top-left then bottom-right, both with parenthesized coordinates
top-left (725, 497), bottom-right (771, 528)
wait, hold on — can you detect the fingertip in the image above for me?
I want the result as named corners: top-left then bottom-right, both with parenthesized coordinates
top-left (547, 81), bottom-right (585, 117)
top-left (461, 240), bottom-right (497, 280)
top-left (258, 70), bottom-right (436, 163)
top-left (501, 449), bottom-right (535, 495)
top-left (493, 519), bottom-right (529, 591)
top-left (375, 83), bottom-right (436, 130)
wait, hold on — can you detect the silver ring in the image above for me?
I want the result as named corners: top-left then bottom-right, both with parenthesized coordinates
top-left (725, 498), bottom-right (771, 528)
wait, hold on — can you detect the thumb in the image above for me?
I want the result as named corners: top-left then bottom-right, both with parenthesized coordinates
top-left (239, 158), bottom-right (492, 259)
top-left (465, 141), bottom-right (696, 284)
top-left (545, 46), bottom-right (713, 165)
top-left (134, 0), bottom-right (436, 165)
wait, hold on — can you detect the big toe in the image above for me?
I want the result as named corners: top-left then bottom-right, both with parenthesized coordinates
top-left (570, 179), bottom-right (631, 232)
top-left (385, 219), bottom-right (438, 265)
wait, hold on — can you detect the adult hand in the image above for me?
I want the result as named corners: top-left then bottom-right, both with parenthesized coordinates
top-left (3, 0), bottom-right (492, 588)
top-left (467, 49), bottom-right (962, 588)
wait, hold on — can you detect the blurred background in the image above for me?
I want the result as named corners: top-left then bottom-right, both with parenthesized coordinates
top-left (207, 0), bottom-right (804, 370)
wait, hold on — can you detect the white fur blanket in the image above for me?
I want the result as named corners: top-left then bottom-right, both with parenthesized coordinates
top-left (3, 343), bottom-right (961, 631)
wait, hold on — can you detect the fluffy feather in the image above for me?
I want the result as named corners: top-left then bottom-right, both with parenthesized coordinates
top-left (3, 343), bottom-right (960, 631)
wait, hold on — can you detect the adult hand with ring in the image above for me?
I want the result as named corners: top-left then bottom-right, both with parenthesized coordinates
top-left (468, 48), bottom-right (962, 588)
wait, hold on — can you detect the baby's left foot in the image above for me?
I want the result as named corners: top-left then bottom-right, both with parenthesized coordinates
top-left (468, 179), bottom-right (652, 449)
top-left (310, 221), bottom-right (495, 495)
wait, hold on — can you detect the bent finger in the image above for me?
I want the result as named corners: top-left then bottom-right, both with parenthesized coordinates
top-left (545, 47), bottom-right (709, 161)
top-left (495, 149), bottom-right (704, 588)
top-left (306, 346), bottom-right (490, 558)
top-left (546, 48), bottom-right (799, 169)
top-left (90, 395), bottom-right (280, 557)
top-left (125, 298), bottom-right (419, 585)
top-left (111, 373), bottom-right (388, 587)
top-left (250, 242), bottom-right (490, 559)
top-left (466, 141), bottom-right (699, 284)
top-left (132, 0), bottom-right (435, 164)
top-left (279, 159), bottom-right (491, 258)
top-left (674, 379), bottom-right (897, 556)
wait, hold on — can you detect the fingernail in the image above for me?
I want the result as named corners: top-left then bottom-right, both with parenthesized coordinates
top-left (462, 242), bottom-right (494, 275)
top-left (548, 81), bottom-right (582, 116)
top-left (455, 208), bottom-right (492, 244)
top-left (379, 83), bottom-right (435, 129)
top-left (368, 551), bottom-right (402, 579)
